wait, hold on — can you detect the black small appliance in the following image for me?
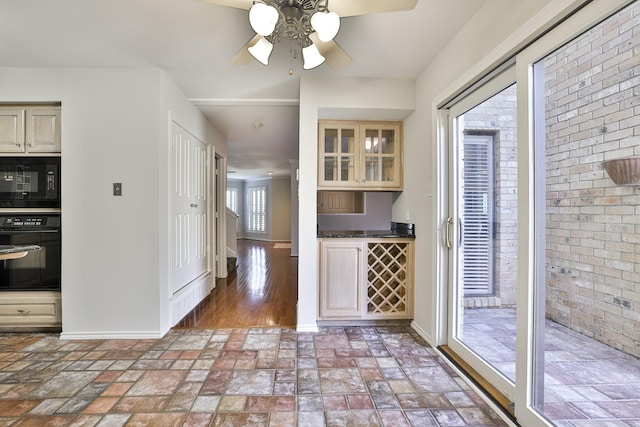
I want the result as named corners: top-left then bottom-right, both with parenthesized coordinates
top-left (0, 157), bottom-right (60, 209)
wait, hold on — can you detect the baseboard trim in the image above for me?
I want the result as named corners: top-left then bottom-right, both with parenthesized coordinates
top-left (296, 323), bottom-right (319, 333)
top-left (237, 237), bottom-right (291, 243)
top-left (60, 330), bottom-right (165, 340)
top-left (170, 273), bottom-right (212, 327)
top-left (318, 319), bottom-right (411, 327)
top-left (410, 320), bottom-right (432, 345)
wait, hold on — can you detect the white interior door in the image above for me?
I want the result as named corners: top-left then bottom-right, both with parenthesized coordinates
top-left (171, 122), bottom-right (208, 294)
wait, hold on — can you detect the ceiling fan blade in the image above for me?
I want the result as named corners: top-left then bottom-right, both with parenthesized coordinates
top-left (310, 33), bottom-right (352, 69)
top-left (198, 0), bottom-right (252, 10)
top-left (230, 34), bottom-right (261, 65)
top-left (329, 0), bottom-right (418, 17)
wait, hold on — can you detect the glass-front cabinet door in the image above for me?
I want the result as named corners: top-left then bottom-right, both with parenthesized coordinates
top-left (318, 122), bottom-right (359, 188)
top-left (362, 123), bottom-right (401, 188)
top-left (318, 121), bottom-right (403, 190)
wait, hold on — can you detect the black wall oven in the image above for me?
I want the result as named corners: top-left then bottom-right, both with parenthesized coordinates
top-left (0, 157), bottom-right (60, 209)
top-left (0, 214), bottom-right (60, 291)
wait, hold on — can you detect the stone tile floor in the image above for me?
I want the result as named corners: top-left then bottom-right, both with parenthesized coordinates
top-left (0, 326), bottom-right (509, 426)
top-left (464, 308), bottom-right (640, 426)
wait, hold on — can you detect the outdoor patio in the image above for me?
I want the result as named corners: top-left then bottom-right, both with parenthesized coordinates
top-left (463, 308), bottom-right (640, 425)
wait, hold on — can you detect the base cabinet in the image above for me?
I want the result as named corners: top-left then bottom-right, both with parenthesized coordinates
top-left (0, 291), bottom-right (61, 328)
top-left (365, 241), bottom-right (413, 319)
top-left (319, 240), bottom-right (363, 318)
top-left (319, 238), bottom-right (414, 320)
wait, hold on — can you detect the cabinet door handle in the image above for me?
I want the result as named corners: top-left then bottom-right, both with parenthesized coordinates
top-left (190, 203), bottom-right (198, 208)
top-left (17, 309), bottom-right (31, 314)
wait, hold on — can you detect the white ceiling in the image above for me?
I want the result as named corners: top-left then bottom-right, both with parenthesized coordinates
top-left (0, 0), bottom-right (486, 179)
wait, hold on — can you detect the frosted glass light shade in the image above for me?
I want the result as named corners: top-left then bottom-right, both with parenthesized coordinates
top-left (248, 37), bottom-right (274, 65)
top-left (249, 3), bottom-right (279, 36)
top-left (302, 43), bottom-right (325, 69)
top-left (311, 11), bottom-right (340, 42)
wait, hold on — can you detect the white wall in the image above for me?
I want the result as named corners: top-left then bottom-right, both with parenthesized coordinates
top-left (298, 76), bottom-right (416, 331)
top-left (395, 0), bottom-right (556, 343)
top-left (317, 192), bottom-right (392, 231)
top-left (0, 67), bottom-right (225, 338)
top-left (289, 160), bottom-right (299, 256)
top-left (271, 177), bottom-right (291, 242)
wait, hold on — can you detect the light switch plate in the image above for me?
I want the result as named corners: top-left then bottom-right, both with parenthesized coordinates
top-left (113, 183), bottom-right (122, 196)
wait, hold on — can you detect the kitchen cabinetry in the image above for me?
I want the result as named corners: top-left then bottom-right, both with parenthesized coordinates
top-left (0, 291), bottom-right (61, 328)
top-left (319, 240), bottom-right (363, 318)
top-left (317, 191), bottom-right (364, 214)
top-left (318, 121), bottom-right (402, 190)
top-left (0, 106), bottom-right (61, 153)
top-left (318, 238), bottom-right (414, 320)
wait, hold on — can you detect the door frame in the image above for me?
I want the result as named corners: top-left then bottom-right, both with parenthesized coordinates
top-left (215, 154), bottom-right (227, 278)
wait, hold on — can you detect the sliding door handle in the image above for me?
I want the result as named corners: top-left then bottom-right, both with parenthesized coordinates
top-left (445, 217), bottom-right (454, 249)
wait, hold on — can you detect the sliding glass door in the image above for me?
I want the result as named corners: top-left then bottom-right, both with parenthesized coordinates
top-left (517, 1), bottom-right (640, 425)
top-left (445, 67), bottom-right (519, 405)
top-left (442, 1), bottom-right (639, 425)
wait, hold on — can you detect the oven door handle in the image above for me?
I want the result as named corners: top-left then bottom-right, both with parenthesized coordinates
top-left (0, 229), bottom-right (60, 234)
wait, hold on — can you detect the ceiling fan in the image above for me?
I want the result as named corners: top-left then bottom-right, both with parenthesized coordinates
top-left (200, 0), bottom-right (418, 71)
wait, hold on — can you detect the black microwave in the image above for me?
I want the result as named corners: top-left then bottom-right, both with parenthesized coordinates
top-left (0, 157), bottom-right (60, 208)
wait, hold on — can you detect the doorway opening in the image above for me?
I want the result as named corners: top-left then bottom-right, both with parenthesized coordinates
top-left (175, 239), bottom-right (298, 328)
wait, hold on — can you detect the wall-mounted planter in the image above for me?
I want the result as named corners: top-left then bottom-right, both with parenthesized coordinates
top-left (604, 156), bottom-right (640, 186)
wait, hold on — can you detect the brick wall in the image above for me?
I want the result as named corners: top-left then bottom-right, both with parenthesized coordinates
top-left (544, 2), bottom-right (640, 357)
top-left (462, 85), bottom-right (519, 308)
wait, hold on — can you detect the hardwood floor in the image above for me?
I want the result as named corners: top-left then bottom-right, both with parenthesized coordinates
top-left (175, 239), bottom-right (298, 329)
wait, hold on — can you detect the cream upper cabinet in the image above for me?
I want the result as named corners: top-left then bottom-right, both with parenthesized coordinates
top-left (0, 108), bottom-right (25, 152)
top-left (25, 107), bottom-right (61, 153)
top-left (0, 106), bottom-right (61, 154)
top-left (318, 120), bottom-right (403, 190)
top-left (318, 121), bottom-right (359, 188)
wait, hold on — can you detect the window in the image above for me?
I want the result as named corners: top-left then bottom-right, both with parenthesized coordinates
top-left (246, 186), bottom-right (267, 234)
top-left (461, 132), bottom-right (495, 296)
top-left (226, 188), bottom-right (238, 214)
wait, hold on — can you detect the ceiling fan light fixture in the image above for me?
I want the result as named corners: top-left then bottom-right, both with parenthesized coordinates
top-left (302, 43), bottom-right (325, 69)
top-left (310, 11), bottom-right (340, 42)
top-left (248, 36), bottom-right (274, 65)
top-left (249, 2), bottom-right (279, 36)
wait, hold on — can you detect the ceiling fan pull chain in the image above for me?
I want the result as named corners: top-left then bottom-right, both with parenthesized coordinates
top-left (289, 39), bottom-right (295, 75)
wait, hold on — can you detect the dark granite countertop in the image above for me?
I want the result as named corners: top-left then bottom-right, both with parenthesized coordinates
top-left (317, 230), bottom-right (415, 239)
top-left (317, 222), bottom-right (415, 239)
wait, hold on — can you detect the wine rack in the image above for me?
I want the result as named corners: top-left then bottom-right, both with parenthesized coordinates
top-left (366, 241), bottom-right (413, 318)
